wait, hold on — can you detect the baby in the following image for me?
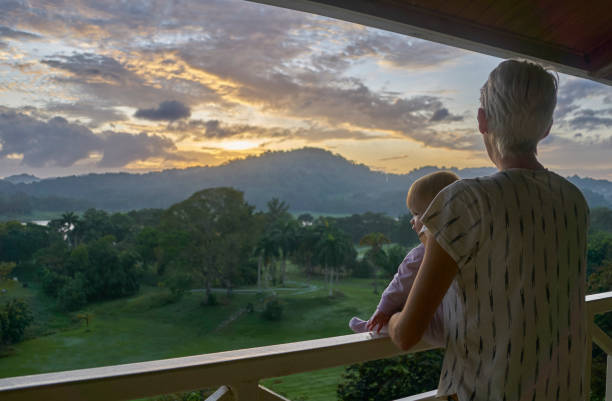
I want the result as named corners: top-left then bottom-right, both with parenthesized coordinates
top-left (349, 171), bottom-right (459, 346)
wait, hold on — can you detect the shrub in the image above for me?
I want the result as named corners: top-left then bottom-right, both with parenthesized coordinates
top-left (206, 292), bottom-right (218, 306)
top-left (262, 298), bottom-right (283, 321)
top-left (337, 350), bottom-right (443, 400)
top-left (11, 261), bottom-right (40, 283)
top-left (166, 272), bottom-right (192, 301)
top-left (0, 298), bottom-right (33, 344)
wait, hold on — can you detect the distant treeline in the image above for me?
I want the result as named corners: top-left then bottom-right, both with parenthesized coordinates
top-left (0, 187), bottom-right (422, 313)
top-left (0, 192), bottom-right (91, 216)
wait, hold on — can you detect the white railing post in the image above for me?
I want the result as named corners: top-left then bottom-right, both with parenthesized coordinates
top-left (607, 355), bottom-right (611, 401)
top-left (586, 292), bottom-right (612, 401)
top-left (585, 307), bottom-right (594, 399)
top-left (206, 385), bottom-right (232, 401)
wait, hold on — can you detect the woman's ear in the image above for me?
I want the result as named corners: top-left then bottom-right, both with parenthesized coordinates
top-left (477, 108), bottom-right (488, 134)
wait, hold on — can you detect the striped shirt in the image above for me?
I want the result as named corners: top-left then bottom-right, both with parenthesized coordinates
top-left (421, 169), bottom-right (589, 401)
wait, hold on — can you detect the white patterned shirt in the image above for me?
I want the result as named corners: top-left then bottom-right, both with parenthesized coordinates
top-left (422, 169), bottom-right (589, 401)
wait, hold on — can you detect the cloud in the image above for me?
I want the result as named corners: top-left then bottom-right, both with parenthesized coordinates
top-left (98, 131), bottom-right (179, 167)
top-left (10, 1), bottom-right (469, 150)
top-left (0, 25), bottom-right (40, 40)
top-left (45, 102), bottom-right (127, 127)
top-left (567, 108), bottom-right (612, 130)
top-left (555, 78), bottom-right (612, 119)
top-left (134, 100), bottom-right (191, 121)
top-left (168, 118), bottom-right (374, 143)
top-left (342, 34), bottom-right (466, 69)
top-left (41, 52), bottom-right (220, 109)
top-left (43, 53), bottom-right (127, 82)
top-left (0, 107), bottom-right (177, 168)
top-left (430, 108), bottom-right (463, 122)
top-left (2, 0), bottom-right (474, 157)
top-left (539, 134), bottom-right (612, 178)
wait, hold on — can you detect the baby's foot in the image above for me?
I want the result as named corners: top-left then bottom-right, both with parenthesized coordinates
top-left (349, 317), bottom-right (368, 333)
top-left (349, 317), bottom-right (389, 334)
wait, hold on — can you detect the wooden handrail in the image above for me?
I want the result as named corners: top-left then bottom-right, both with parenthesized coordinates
top-left (0, 333), bottom-right (436, 401)
top-left (0, 292), bottom-right (610, 401)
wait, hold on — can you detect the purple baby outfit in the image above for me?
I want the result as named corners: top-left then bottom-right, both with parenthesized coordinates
top-left (349, 243), bottom-right (450, 346)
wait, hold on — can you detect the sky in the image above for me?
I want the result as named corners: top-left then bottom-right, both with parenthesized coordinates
top-left (0, 0), bottom-right (611, 179)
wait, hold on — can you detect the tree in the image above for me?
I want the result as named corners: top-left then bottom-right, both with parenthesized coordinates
top-left (393, 214), bottom-right (420, 246)
top-left (359, 232), bottom-right (391, 293)
top-left (52, 211), bottom-right (79, 247)
top-left (38, 235), bottom-right (140, 309)
top-left (0, 221), bottom-right (52, 264)
top-left (160, 188), bottom-right (257, 303)
top-left (255, 230), bottom-right (281, 288)
top-left (315, 223), bottom-right (355, 296)
top-left (590, 207), bottom-right (612, 234)
top-left (587, 231), bottom-right (612, 273)
top-left (297, 213), bottom-right (314, 226)
top-left (266, 198), bottom-right (290, 225)
top-left (292, 225), bottom-right (320, 277)
top-left (72, 209), bottom-right (114, 245)
top-left (276, 219), bottom-right (299, 285)
top-left (135, 227), bottom-right (161, 269)
top-left (383, 244), bottom-right (407, 279)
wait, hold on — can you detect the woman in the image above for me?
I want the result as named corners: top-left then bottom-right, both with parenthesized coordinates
top-left (389, 60), bottom-right (589, 401)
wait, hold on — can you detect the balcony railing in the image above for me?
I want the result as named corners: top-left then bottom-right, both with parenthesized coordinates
top-left (1, 291), bottom-right (610, 401)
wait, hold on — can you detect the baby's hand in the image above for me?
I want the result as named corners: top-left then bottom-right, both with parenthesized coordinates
top-left (366, 310), bottom-right (391, 333)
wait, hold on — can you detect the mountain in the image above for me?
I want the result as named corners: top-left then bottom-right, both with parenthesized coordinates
top-left (0, 148), bottom-right (610, 215)
top-left (3, 173), bottom-right (40, 184)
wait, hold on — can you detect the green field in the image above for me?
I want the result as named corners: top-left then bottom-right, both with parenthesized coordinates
top-left (0, 268), bottom-right (383, 400)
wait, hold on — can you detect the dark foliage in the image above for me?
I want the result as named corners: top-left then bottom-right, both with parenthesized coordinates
top-left (587, 255), bottom-right (612, 401)
top-left (0, 192), bottom-right (90, 217)
top-left (590, 207), bottom-right (612, 234)
top-left (0, 298), bottom-right (33, 345)
top-left (262, 298), bottom-right (283, 321)
top-left (40, 236), bottom-right (140, 310)
top-left (332, 212), bottom-right (418, 246)
top-left (337, 350), bottom-right (444, 400)
top-left (0, 222), bottom-right (52, 264)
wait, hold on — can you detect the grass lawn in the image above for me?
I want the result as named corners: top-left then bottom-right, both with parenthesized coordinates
top-left (0, 269), bottom-right (383, 400)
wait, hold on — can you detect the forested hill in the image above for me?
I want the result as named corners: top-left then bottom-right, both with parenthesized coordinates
top-left (1, 147), bottom-right (611, 215)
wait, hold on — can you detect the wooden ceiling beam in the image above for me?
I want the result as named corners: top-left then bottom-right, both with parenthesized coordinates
top-left (589, 40), bottom-right (612, 81)
top-left (247, 0), bottom-right (612, 86)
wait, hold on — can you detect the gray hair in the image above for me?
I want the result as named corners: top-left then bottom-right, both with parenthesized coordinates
top-left (480, 59), bottom-right (558, 158)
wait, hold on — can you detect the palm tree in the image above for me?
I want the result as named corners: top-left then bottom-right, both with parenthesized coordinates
top-left (359, 232), bottom-right (391, 293)
top-left (254, 231), bottom-right (280, 288)
top-left (57, 211), bottom-right (79, 247)
top-left (315, 224), bottom-right (355, 296)
top-left (277, 219), bottom-right (299, 285)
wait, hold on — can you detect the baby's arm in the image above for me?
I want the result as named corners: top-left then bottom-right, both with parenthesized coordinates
top-left (367, 243), bottom-right (425, 332)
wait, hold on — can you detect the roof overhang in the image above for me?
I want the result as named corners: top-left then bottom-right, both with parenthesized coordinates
top-left (248, 0), bottom-right (612, 86)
